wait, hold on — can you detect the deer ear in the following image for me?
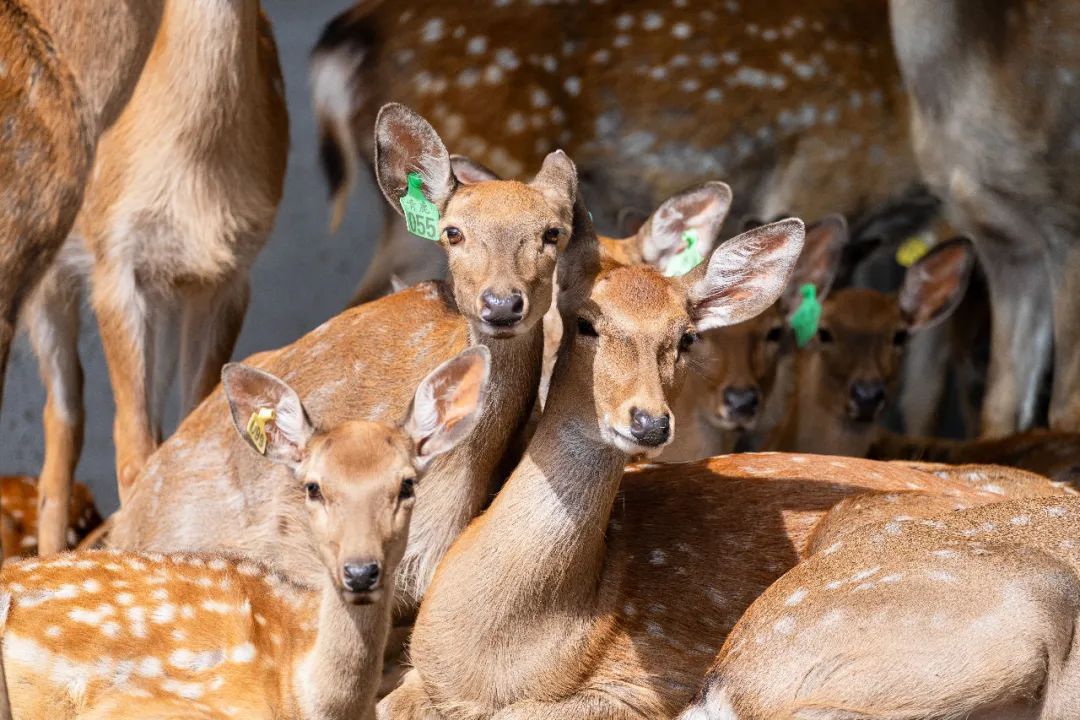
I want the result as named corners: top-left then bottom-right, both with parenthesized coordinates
top-left (221, 364), bottom-right (314, 468)
top-left (690, 219), bottom-right (806, 332)
top-left (375, 103), bottom-right (457, 213)
top-left (781, 214), bottom-right (848, 312)
top-left (450, 154), bottom-right (500, 184)
top-left (405, 346), bottom-right (491, 468)
top-left (899, 236), bottom-right (974, 331)
top-left (636, 182), bottom-right (733, 274)
top-left (529, 149), bottom-right (577, 216)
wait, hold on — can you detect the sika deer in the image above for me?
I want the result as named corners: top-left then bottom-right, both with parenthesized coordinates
top-left (890, 0), bottom-right (1080, 436)
top-left (688, 495), bottom-right (1080, 720)
top-left (0, 346), bottom-right (490, 720)
top-left (311, 0), bottom-right (920, 303)
top-left (765, 236), bottom-right (974, 457)
top-left (26, 0), bottom-right (289, 556)
top-left (379, 215), bottom-right (1034, 719)
top-left (109, 104), bottom-right (579, 610)
top-left (0, 475), bottom-right (101, 557)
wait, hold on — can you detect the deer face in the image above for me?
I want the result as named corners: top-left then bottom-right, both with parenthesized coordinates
top-left (375, 104), bottom-right (576, 339)
top-left (222, 347), bottom-right (490, 604)
top-left (559, 219), bottom-right (805, 458)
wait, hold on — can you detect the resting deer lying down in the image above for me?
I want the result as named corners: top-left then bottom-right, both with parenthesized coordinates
top-left (378, 210), bottom-right (1061, 719)
top-left (687, 493), bottom-right (1080, 720)
top-left (0, 346), bottom-right (490, 720)
top-left (0, 476), bottom-right (101, 557)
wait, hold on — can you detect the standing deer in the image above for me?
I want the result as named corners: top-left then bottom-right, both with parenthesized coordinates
top-left (0, 346), bottom-right (490, 720)
top-left (687, 494), bottom-right (1080, 719)
top-left (107, 104), bottom-right (579, 610)
top-left (890, 0), bottom-right (1080, 436)
top-left (24, 0), bottom-right (289, 555)
top-left (311, 0), bottom-right (920, 303)
top-left (378, 215), bottom-right (1042, 719)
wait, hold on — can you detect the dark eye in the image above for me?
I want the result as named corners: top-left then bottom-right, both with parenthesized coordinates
top-left (893, 329), bottom-right (909, 347)
top-left (444, 226), bottom-right (463, 245)
top-left (399, 477), bottom-right (416, 501)
top-left (679, 331), bottom-right (698, 353)
top-left (765, 326), bottom-right (783, 343)
top-left (305, 482), bottom-right (323, 502)
top-left (576, 317), bottom-right (599, 338)
top-left (543, 227), bottom-right (562, 245)
top-left (817, 328), bottom-right (834, 344)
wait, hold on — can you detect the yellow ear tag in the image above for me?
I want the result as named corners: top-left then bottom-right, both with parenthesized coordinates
top-left (246, 407), bottom-right (276, 455)
top-left (895, 233), bottom-right (932, 268)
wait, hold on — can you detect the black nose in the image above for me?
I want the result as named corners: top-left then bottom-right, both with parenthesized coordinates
top-left (722, 386), bottom-right (760, 419)
top-left (629, 407), bottom-right (671, 446)
top-left (849, 381), bottom-right (886, 421)
top-left (480, 290), bottom-right (525, 326)
top-left (342, 562), bottom-right (381, 592)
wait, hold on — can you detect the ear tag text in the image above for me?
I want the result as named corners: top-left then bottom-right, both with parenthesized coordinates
top-left (399, 172), bottom-right (441, 241)
top-left (664, 231), bottom-right (706, 277)
top-left (789, 283), bottom-right (822, 349)
top-left (247, 407), bottom-right (276, 455)
top-left (895, 233), bottom-right (931, 268)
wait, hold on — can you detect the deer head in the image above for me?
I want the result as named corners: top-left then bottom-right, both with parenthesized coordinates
top-left (375, 103), bottom-right (576, 338)
top-left (221, 346), bottom-right (490, 604)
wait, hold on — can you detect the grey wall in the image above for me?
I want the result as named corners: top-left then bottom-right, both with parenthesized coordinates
top-left (0, 0), bottom-right (381, 516)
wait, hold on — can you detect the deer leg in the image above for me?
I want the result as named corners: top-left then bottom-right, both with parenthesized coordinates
top-left (147, 302), bottom-right (180, 442)
top-left (1047, 240), bottom-right (1080, 432)
top-left (179, 277), bottom-right (249, 416)
top-left (974, 237), bottom-right (1051, 437)
top-left (25, 267), bottom-right (84, 556)
top-left (377, 670), bottom-right (444, 720)
top-left (351, 206), bottom-right (446, 306)
top-left (91, 266), bottom-right (155, 503)
top-left (901, 321), bottom-right (950, 436)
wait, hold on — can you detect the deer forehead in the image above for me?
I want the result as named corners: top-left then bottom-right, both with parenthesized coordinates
top-left (305, 423), bottom-right (414, 486)
top-left (446, 181), bottom-right (568, 229)
top-left (822, 288), bottom-right (902, 334)
top-left (591, 266), bottom-right (689, 335)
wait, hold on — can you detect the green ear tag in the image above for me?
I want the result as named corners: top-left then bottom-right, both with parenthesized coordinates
top-left (663, 231), bottom-right (706, 277)
top-left (789, 283), bottom-right (822, 349)
top-left (399, 172), bottom-right (441, 241)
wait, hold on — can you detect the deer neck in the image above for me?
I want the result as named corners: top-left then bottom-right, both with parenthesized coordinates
top-left (396, 318), bottom-right (545, 603)
top-left (414, 348), bottom-right (625, 674)
top-left (292, 575), bottom-right (394, 720)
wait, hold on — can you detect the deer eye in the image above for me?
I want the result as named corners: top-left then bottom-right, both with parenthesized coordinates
top-left (892, 329), bottom-right (909, 347)
top-left (305, 482), bottom-right (323, 502)
top-left (444, 226), bottom-right (463, 245)
top-left (817, 328), bottom-right (834, 344)
top-left (399, 477), bottom-right (416, 501)
top-left (679, 331), bottom-right (698, 353)
top-left (765, 326), bottom-right (783, 343)
top-left (543, 227), bottom-right (563, 245)
top-left (576, 317), bottom-right (599, 338)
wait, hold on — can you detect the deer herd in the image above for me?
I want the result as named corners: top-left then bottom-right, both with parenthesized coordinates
top-left (2, 0), bottom-right (1080, 718)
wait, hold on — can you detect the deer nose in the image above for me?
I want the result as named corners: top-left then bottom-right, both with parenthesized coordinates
top-left (629, 407), bottom-right (671, 446)
top-left (480, 289), bottom-right (525, 327)
top-left (342, 561), bottom-right (381, 592)
top-left (722, 386), bottom-right (760, 420)
top-left (849, 381), bottom-right (886, 421)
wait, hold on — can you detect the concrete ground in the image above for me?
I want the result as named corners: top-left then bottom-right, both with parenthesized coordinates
top-left (0, 0), bottom-right (382, 516)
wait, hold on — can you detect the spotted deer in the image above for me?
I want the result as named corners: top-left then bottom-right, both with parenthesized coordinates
top-left (891, 0), bottom-right (1080, 437)
top-left (688, 494), bottom-right (1080, 720)
top-left (23, 0), bottom-right (289, 556)
top-left (764, 234), bottom-right (975, 457)
top-left (311, 0), bottom-right (919, 303)
top-left (378, 213), bottom-right (1038, 719)
top-left (0, 475), bottom-right (101, 558)
top-left (0, 0), bottom-right (93, 427)
top-left (108, 104), bottom-right (579, 614)
top-left (0, 346), bottom-right (490, 720)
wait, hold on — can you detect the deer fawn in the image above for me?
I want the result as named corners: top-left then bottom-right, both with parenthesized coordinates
top-left (311, 0), bottom-right (920, 303)
top-left (379, 211), bottom-right (1039, 718)
top-left (0, 346), bottom-right (490, 720)
top-left (764, 231), bottom-right (975, 457)
top-left (21, 1), bottom-right (289, 556)
top-left (0, 476), bottom-right (101, 557)
top-left (688, 494), bottom-right (1080, 719)
top-left (891, 0), bottom-right (1080, 436)
top-left (109, 104), bottom-right (579, 610)
top-left (0, 0), bottom-right (92, 425)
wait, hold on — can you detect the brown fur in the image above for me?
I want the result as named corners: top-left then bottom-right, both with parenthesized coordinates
top-left (310, 0), bottom-right (918, 302)
top-left (693, 496), bottom-right (1080, 719)
top-left (0, 475), bottom-right (101, 558)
